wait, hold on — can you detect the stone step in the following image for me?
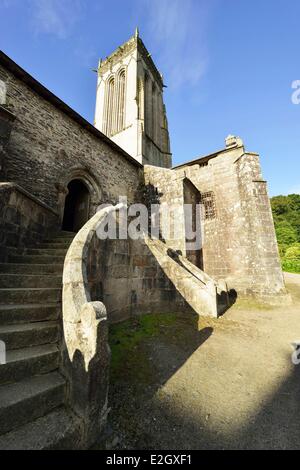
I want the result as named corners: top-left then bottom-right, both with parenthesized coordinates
top-left (53, 232), bottom-right (75, 237)
top-left (46, 239), bottom-right (74, 246)
top-left (0, 263), bottom-right (63, 275)
top-left (0, 407), bottom-right (82, 450)
top-left (0, 274), bottom-right (62, 288)
top-left (0, 372), bottom-right (65, 435)
top-left (0, 304), bottom-right (60, 325)
top-left (0, 344), bottom-right (59, 385)
top-left (56, 231), bottom-right (76, 237)
top-left (25, 248), bottom-right (68, 256)
top-left (0, 321), bottom-right (59, 350)
top-left (37, 241), bottom-right (71, 249)
top-left (43, 235), bottom-right (74, 243)
top-left (0, 288), bottom-right (61, 305)
top-left (9, 254), bottom-right (66, 264)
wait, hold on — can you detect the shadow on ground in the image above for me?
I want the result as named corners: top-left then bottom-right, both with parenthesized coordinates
top-left (100, 274), bottom-right (300, 450)
top-left (108, 312), bottom-right (213, 389)
top-left (108, 366), bottom-right (300, 450)
top-left (103, 312), bottom-right (213, 449)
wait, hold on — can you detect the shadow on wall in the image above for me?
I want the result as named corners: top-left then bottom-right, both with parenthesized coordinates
top-left (87, 231), bottom-right (239, 323)
top-left (88, 235), bottom-right (197, 324)
top-left (217, 289), bottom-right (238, 316)
top-left (142, 183), bottom-right (165, 242)
top-left (61, 303), bottom-right (110, 450)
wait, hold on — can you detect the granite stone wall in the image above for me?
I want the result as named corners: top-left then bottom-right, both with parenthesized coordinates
top-left (0, 64), bottom-right (141, 225)
top-left (87, 231), bottom-right (191, 324)
top-left (143, 143), bottom-right (286, 300)
top-left (0, 182), bottom-right (59, 262)
top-left (0, 56), bottom-right (286, 303)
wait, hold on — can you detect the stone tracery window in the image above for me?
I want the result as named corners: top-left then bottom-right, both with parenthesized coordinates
top-left (144, 73), bottom-right (150, 135)
top-left (103, 68), bottom-right (126, 137)
top-left (137, 78), bottom-right (144, 121)
top-left (152, 83), bottom-right (156, 142)
top-left (103, 76), bottom-right (115, 136)
top-left (116, 69), bottom-right (126, 133)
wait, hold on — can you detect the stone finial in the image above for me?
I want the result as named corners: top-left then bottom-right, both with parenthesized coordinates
top-left (135, 26), bottom-right (139, 39)
top-left (98, 58), bottom-right (102, 69)
top-left (225, 135), bottom-right (244, 148)
top-left (0, 81), bottom-right (7, 105)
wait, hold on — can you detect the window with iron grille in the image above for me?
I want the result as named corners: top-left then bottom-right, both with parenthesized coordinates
top-left (200, 191), bottom-right (216, 220)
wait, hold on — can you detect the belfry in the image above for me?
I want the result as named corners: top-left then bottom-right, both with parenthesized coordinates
top-left (94, 28), bottom-right (172, 167)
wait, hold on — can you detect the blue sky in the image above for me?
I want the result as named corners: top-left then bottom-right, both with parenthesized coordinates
top-left (0, 0), bottom-right (299, 196)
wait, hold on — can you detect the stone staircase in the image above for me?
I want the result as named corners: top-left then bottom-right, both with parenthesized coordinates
top-left (0, 231), bottom-right (82, 449)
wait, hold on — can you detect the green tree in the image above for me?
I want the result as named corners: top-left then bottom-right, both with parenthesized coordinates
top-left (271, 194), bottom-right (300, 273)
top-left (284, 243), bottom-right (300, 260)
top-left (271, 196), bottom-right (289, 216)
top-left (275, 221), bottom-right (298, 245)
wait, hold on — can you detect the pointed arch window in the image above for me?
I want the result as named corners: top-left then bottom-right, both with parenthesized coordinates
top-left (103, 76), bottom-right (115, 136)
top-left (117, 69), bottom-right (126, 133)
top-left (144, 73), bottom-right (150, 136)
top-left (137, 78), bottom-right (144, 121)
top-left (152, 83), bottom-right (157, 142)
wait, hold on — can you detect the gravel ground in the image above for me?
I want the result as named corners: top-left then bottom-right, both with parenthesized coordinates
top-left (102, 273), bottom-right (300, 450)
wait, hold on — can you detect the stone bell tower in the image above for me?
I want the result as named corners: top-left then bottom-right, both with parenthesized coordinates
top-left (94, 28), bottom-right (172, 168)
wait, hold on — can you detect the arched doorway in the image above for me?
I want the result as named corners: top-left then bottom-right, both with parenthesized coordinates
top-left (62, 179), bottom-right (90, 232)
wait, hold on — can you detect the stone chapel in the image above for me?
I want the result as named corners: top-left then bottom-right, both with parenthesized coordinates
top-left (0, 30), bottom-right (288, 449)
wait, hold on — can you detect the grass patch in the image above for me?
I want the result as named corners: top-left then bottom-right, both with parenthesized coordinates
top-left (282, 260), bottom-right (300, 274)
top-left (109, 313), bottom-right (180, 384)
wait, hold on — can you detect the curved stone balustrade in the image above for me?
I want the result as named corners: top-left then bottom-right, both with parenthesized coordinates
top-left (62, 203), bottom-right (124, 448)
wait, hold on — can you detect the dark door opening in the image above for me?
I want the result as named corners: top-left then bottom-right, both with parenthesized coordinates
top-left (62, 179), bottom-right (90, 232)
top-left (183, 178), bottom-right (204, 270)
